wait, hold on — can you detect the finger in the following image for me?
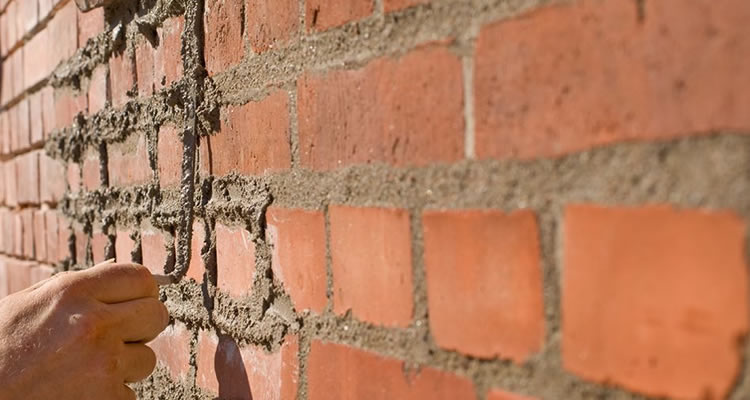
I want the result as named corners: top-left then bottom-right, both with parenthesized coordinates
top-left (117, 384), bottom-right (137, 400)
top-left (121, 343), bottom-right (157, 383)
top-left (76, 263), bottom-right (159, 303)
top-left (107, 297), bottom-right (169, 343)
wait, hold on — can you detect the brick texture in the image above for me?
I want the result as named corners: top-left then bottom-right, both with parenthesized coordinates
top-left (305, 0), bottom-right (373, 31)
top-left (308, 341), bottom-right (476, 399)
top-left (474, 0), bottom-right (750, 160)
top-left (246, 0), bottom-right (297, 53)
top-left (298, 44), bottom-right (464, 170)
top-left (216, 224), bottom-right (255, 298)
top-left (562, 205), bottom-right (749, 399)
top-left (329, 206), bottom-right (413, 327)
top-left (203, 0), bottom-right (245, 75)
top-left (423, 209), bottom-right (545, 361)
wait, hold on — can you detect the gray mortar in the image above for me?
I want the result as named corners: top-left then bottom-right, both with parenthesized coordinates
top-left (36, 0), bottom-right (750, 398)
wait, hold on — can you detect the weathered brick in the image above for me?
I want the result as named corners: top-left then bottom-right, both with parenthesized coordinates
top-left (384, 0), bottom-right (428, 12)
top-left (41, 87), bottom-right (55, 138)
top-left (4, 160), bottom-right (17, 206)
top-left (298, 43), bottom-right (463, 170)
top-left (108, 134), bottom-right (152, 186)
top-left (77, 7), bottom-right (104, 46)
top-left (329, 206), bottom-right (413, 327)
top-left (91, 231), bottom-right (108, 264)
top-left (66, 163), bottom-right (81, 193)
top-left (135, 38), bottom-right (156, 97)
top-left (141, 229), bottom-right (168, 274)
top-left (40, 153), bottom-right (66, 204)
top-left (474, 0), bottom-right (750, 160)
top-left (0, 161), bottom-right (5, 204)
top-left (0, 112), bottom-right (9, 155)
top-left (88, 65), bottom-right (108, 114)
top-left (305, 0), bottom-right (373, 31)
top-left (16, 151), bottom-right (40, 205)
top-left (33, 211), bottom-right (47, 262)
top-left (150, 322), bottom-right (191, 382)
top-left (14, 99), bottom-right (31, 152)
top-left (157, 125), bottom-right (182, 187)
top-left (207, 90), bottom-right (291, 176)
top-left (109, 49), bottom-right (135, 108)
top-left (422, 209), bottom-right (545, 361)
top-left (48, 1), bottom-right (78, 68)
top-left (203, 0), bottom-right (244, 75)
top-left (21, 209), bottom-right (34, 259)
top-left (44, 211), bottom-right (59, 263)
top-left (18, 0), bottom-right (38, 37)
top-left (6, 260), bottom-right (33, 293)
top-left (29, 91), bottom-right (44, 145)
top-left (563, 205), bottom-right (749, 399)
top-left (266, 207), bottom-right (327, 313)
top-left (308, 341), bottom-right (476, 399)
top-left (197, 331), bottom-right (298, 400)
top-left (1, 210), bottom-right (14, 254)
top-left (115, 230), bottom-right (135, 264)
top-left (24, 28), bottom-right (52, 89)
top-left (82, 150), bottom-right (101, 190)
top-left (74, 225), bottom-right (88, 265)
top-left (216, 224), bottom-right (255, 298)
top-left (10, 47), bottom-right (24, 99)
top-left (155, 16), bottom-right (184, 90)
top-left (54, 89), bottom-right (88, 130)
top-left (58, 218), bottom-right (72, 263)
top-left (246, 0), bottom-right (297, 53)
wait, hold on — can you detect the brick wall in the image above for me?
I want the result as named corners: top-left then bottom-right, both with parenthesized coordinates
top-left (0, 0), bottom-right (749, 399)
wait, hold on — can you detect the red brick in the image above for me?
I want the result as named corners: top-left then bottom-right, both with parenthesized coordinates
top-left (14, 99), bottom-right (31, 151)
top-left (0, 259), bottom-right (6, 298)
top-left (77, 7), bottom-right (104, 46)
top-left (298, 44), bottom-right (463, 170)
top-left (33, 211), bottom-right (47, 262)
top-left (308, 341), bottom-right (476, 399)
top-left (16, 151), bottom-right (40, 205)
top-left (216, 224), bottom-right (255, 297)
top-left (40, 152), bottom-right (66, 204)
top-left (74, 226), bottom-right (88, 265)
top-left (6, 260), bottom-right (33, 293)
top-left (474, 0), bottom-right (750, 160)
top-left (0, 161), bottom-right (5, 204)
top-left (266, 207), bottom-right (327, 313)
top-left (0, 11), bottom-right (10, 58)
top-left (91, 231), bottom-right (108, 264)
top-left (39, 0), bottom-right (56, 20)
top-left (135, 39), bottom-right (156, 97)
top-left (24, 28), bottom-right (53, 89)
top-left (150, 322), bottom-right (191, 382)
top-left (58, 218), bottom-right (72, 263)
top-left (157, 125), bottom-right (182, 187)
top-left (88, 65), bottom-right (108, 114)
top-left (487, 390), bottom-right (538, 400)
top-left (141, 229), bottom-right (168, 274)
top-left (44, 211), bottom-right (59, 263)
top-left (155, 16), bottom-right (184, 90)
top-left (21, 210), bottom-right (34, 259)
top-left (41, 87), bottom-right (55, 138)
top-left (29, 91), bottom-right (44, 145)
top-left (30, 264), bottom-right (55, 284)
top-left (423, 209), bottom-right (545, 361)
top-left (562, 205), bottom-right (749, 399)
top-left (329, 206), bottom-right (413, 327)
top-left (109, 49), bottom-right (135, 108)
top-left (207, 90), bottom-right (291, 176)
top-left (48, 1), bottom-right (78, 68)
top-left (115, 230), bottom-right (135, 264)
top-left (246, 0), bottom-right (297, 53)
top-left (108, 134), bottom-right (152, 186)
top-left (4, 160), bottom-right (17, 206)
top-left (54, 89), bottom-right (88, 130)
top-left (1, 210), bottom-right (14, 253)
top-left (67, 163), bottom-right (81, 193)
top-left (305, 0), bottom-right (373, 31)
top-left (197, 331), bottom-right (298, 400)
top-left (187, 220), bottom-right (205, 282)
top-left (384, 0), bottom-right (428, 12)
top-left (11, 47), bottom-right (25, 98)
top-left (0, 112), bottom-right (9, 155)
top-left (10, 213), bottom-right (20, 256)
top-left (18, 0), bottom-right (39, 34)
top-left (82, 150), bottom-right (101, 190)
top-left (203, 0), bottom-right (244, 75)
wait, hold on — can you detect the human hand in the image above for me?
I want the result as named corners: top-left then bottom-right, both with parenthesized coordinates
top-left (0, 262), bottom-right (169, 400)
